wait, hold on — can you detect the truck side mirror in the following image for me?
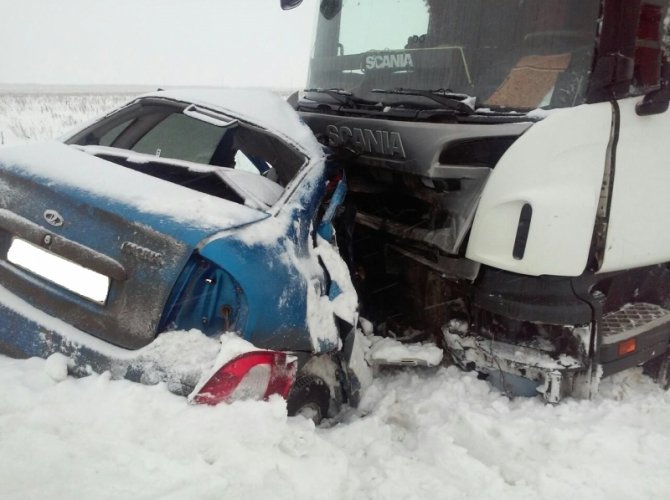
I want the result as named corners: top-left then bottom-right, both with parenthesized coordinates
top-left (636, 87), bottom-right (670, 115)
top-left (280, 0), bottom-right (302, 9)
top-left (320, 0), bottom-right (342, 20)
top-left (636, 61), bottom-right (670, 116)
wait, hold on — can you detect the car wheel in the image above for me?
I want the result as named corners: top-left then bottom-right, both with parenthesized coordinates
top-left (287, 376), bottom-right (331, 424)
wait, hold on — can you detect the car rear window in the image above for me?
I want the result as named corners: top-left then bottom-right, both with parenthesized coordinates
top-left (99, 119), bottom-right (133, 147)
top-left (132, 113), bottom-right (226, 164)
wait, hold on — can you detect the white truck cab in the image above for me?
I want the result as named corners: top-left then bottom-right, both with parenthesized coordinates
top-left (285, 0), bottom-right (670, 401)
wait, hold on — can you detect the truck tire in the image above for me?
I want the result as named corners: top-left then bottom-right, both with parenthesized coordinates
top-left (287, 376), bottom-right (331, 424)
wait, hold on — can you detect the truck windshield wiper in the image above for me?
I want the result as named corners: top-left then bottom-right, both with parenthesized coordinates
top-left (371, 88), bottom-right (476, 115)
top-left (303, 88), bottom-right (374, 109)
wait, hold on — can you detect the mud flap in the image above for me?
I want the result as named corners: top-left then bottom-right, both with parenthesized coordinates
top-left (341, 323), bottom-right (373, 408)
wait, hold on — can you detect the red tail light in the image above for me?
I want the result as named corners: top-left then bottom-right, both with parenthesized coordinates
top-left (634, 4), bottom-right (663, 87)
top-left (193, 351), bottom-right (297, 406)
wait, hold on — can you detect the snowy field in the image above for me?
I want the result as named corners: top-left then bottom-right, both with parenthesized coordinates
top-left (0, 88), bottom-right (138, 146)
top-left (1, 92), bottom-right (670, 500)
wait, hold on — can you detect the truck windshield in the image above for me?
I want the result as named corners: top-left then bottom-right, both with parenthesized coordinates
top-left (308, 0), bottom-right (601, 111)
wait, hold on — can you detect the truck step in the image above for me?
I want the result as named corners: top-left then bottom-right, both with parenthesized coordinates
top-left (600, 303), bottom-right (670, 345)
top-left (367, 336), bottom-right (444, 367)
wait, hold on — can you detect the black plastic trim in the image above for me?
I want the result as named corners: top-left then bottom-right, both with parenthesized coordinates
top-left (473, 267), bottom-right (593, 325)
top-left (512, 204), bottom-right (532, 260)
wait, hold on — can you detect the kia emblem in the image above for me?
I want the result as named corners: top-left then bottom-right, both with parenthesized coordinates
top-left (43, 209), bottom-right (64, 227)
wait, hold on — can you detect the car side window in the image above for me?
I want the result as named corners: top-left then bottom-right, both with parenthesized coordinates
top-left (132, 113), bottom-right (226, 164)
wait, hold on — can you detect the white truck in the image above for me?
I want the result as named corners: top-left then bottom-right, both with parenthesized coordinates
top-left (284, 0), bottom-right (670, 401)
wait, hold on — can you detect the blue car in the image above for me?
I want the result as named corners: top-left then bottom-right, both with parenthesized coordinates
top-left (0, 89), bottom-right (367, 421)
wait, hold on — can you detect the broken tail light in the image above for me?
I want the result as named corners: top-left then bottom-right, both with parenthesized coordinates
top-left (192, 351), bottom-right (297, 405)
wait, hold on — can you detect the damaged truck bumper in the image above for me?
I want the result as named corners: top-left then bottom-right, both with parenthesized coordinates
top-left (443, 324), bottom-right (592, 404)
top-left (444, 301), bottom-right (670, 403)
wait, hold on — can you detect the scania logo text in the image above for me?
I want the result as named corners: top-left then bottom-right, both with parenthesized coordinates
top-left (364, 52), bottom-right (414, 71)
top-left (326, 125), bottom-right (406, 159)
top-left (43, 209), bottom-right (64, 227)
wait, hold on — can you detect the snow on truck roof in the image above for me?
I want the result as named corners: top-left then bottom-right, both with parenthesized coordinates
top-left (141, 88), bottom-right (324, 158)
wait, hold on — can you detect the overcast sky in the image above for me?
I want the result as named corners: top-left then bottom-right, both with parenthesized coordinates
top-left (0, 0), bottom-right (318, 88)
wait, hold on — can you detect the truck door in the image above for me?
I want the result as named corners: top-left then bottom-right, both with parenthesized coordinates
top-left (599, 96), bottom-right (670, 272)
top-left (599, 2), bottom-right (670, 272)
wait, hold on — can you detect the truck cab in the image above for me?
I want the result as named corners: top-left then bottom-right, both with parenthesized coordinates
top-left (287, 0), bottom-right (670, 401)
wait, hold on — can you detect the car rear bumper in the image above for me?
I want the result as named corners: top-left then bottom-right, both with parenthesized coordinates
top-left (0, 283), bottom-right (218, 395)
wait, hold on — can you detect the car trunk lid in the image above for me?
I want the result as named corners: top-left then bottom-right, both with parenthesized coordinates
top-left (0, 142), bottom-right (268, 349)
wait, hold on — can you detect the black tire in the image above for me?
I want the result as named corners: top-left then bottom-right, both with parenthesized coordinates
top-left (286, 376), bottom-right (331, 424)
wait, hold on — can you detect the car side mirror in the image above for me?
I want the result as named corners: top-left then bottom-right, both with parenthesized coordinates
top-left (280, 0), bottom-right (302, 10)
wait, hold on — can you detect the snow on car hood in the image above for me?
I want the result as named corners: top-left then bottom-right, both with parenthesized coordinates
top-left (0, 141), bottom-right (268, 234)
top-left (140, 88), bottom-right (324, 158)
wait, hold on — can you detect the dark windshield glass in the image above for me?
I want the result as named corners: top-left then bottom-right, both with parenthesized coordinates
top-left (308, 0), bottom-right (601, 111)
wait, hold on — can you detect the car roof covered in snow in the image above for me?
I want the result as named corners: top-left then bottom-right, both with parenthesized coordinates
top-left (139, 88), bottom-right (324, 159)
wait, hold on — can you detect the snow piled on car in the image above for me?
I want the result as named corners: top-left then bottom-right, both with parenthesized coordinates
top-left (0, 355), bottom-right (669, 499)
top-left (0, 141), bottom-right (268, 231)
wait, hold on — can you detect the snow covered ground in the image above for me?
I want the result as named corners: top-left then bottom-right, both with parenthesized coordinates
top-left (1, 92), bottom-right (670, 500)
top-left (2, 356), bottom-right (669, 500)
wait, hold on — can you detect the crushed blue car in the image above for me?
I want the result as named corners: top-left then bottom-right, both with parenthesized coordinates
top-left (0, 89), bottom-right (367, 421)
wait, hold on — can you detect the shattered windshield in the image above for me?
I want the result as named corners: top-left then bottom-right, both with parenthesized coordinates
top-left (308, 0), bottom-right (601, 111)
